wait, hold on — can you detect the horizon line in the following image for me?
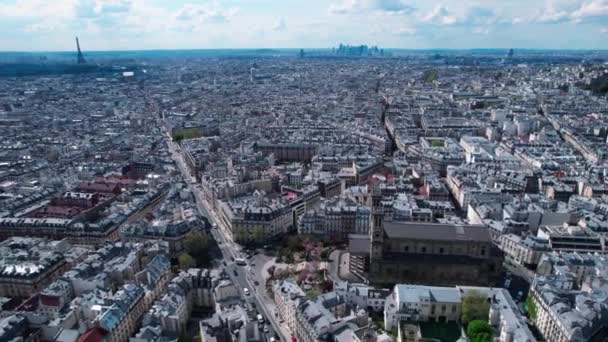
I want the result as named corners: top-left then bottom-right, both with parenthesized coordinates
top-left (2, 47), bottom-right (608, 54)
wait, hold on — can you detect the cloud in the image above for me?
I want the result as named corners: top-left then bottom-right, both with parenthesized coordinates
top-left (374, 0), bottom-right (415, 13)
top-left (535, 0), bottom-right (608, 24)
top-left (601, 27), bottom-right (608, 33)
top-left (0, 0), bottom-right (75, 19)
top-left (175, 4), bottom-right (237, 24)
top-left (272, 18), bottom-right (287, 31)
top-left (536, 0), bottom-right (570, 23)
top-left (395, 26), bottom-right (416, 35)
top-left (329, 0), bottom-right (415, 15)
top-left (571, 0), bottom-right (608, 23)
top-left (422, 5), bottom-right (457, 25)
top-left (75, 0), bottom-right (131, 19)
top-left (421, 5), bottom-right (514, 27)
top-left (472, 27), bottom-right (490, 35)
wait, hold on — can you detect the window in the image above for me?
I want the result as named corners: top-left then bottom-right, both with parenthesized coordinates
top-left (421, 247), bottom-right (426, 253)
top-left (439, 247), bottom-right (444, 254)
top-left (404, 246), bottom-right (409, 252)
top-left (481, 248), bottom-right (486, 256)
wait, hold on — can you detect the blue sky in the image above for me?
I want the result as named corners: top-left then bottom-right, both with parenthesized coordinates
top-left (0, 0), bottom-right (607, 51)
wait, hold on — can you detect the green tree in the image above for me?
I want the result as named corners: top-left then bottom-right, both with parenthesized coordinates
top-left (320, 250), bottom-right (329, 261)
top-left (467, 320), bottom-right (492, 342)
top-left (467, 320), bottom-right (491, 336)
top-left (184, 231), bottom-right (210, 267)
top-left (525, 293), bottom-right (537, 320)
top-left (471, 332), bottom-right (492, 342)
top-left (178, 253), bottom-right (196, 270)
top-left (461, 291), bottom-right (490, 324)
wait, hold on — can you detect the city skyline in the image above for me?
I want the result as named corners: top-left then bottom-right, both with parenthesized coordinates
top-left (1, 0), bottom-right (607, 51)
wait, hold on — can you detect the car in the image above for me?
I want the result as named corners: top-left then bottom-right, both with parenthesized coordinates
top-left (243, 288), bottom-right (250, 296)
top-left (263, 325), bottom-right (269, 333)
top-left (254, 280), bottom-right (260, 286)
top-left (233, 269), bottom-right (238, 276)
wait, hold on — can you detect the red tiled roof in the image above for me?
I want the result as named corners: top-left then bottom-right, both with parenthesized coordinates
top-left (77, 328), bottom-right (108, 342)
top-left (40, 294), bottom-right (61, 307)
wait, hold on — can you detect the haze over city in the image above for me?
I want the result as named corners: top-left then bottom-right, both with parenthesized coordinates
top-left (2, 1), bottom-right (608, 342)
top-left (1, 0), bottom-right (608, 51)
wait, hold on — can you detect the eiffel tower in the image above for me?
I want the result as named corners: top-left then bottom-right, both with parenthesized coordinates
top-left (76, 37), bottom-right (86, 64)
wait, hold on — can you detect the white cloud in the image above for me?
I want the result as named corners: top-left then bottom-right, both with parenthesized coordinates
top-left (395, 26), bottom-right (416, 35)
top-left (601, 27), bottom-right (608, 33)
top-left (536, 0), bottom-right (570, 23)
top-left (571, 0), bottom-right (608, 22)
top-left (329, 0), bottom-right (415, 15)
top-left (75, 0), bottom-right (131, 18)
top-left (175, 4), bottom-right (238, 24)
top-left (472, 27), bottom-right (490, 35)
top-left (535, 0), bottom-right (608, 24)
top-left (422, 5), bottom-right (457, 25)
top-left (0, 0), bottom-right (76, 19)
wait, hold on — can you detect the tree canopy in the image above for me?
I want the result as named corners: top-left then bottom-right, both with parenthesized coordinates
top-left (467, 320), bottom-right (492, 342)
top-left (184, 231), bottom-right (211, 267)
top-left (462, 291), bottom-right (490, 324)
top-left (178, 253), bottom-right (196, 270)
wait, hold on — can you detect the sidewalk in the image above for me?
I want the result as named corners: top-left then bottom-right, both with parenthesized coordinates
top-left (253, 255), bottom-right (293, 340)
top-left (328, 250), bottom-right (362, 283)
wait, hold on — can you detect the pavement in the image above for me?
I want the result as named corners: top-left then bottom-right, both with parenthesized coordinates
top-left (165, 132), bottom-right (288, 342)
top-left (328, 249), bottom-right (361, 283)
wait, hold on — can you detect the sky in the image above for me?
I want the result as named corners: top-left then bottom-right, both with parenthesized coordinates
top-left (0, 0), bottom-right (607, 51)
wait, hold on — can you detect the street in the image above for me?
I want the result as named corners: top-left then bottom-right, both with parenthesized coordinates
top-left (164, 130), bottom-right (288, 342)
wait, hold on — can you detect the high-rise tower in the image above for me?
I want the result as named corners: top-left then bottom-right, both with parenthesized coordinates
top-left (76, 37), bottom-right (86, 64)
